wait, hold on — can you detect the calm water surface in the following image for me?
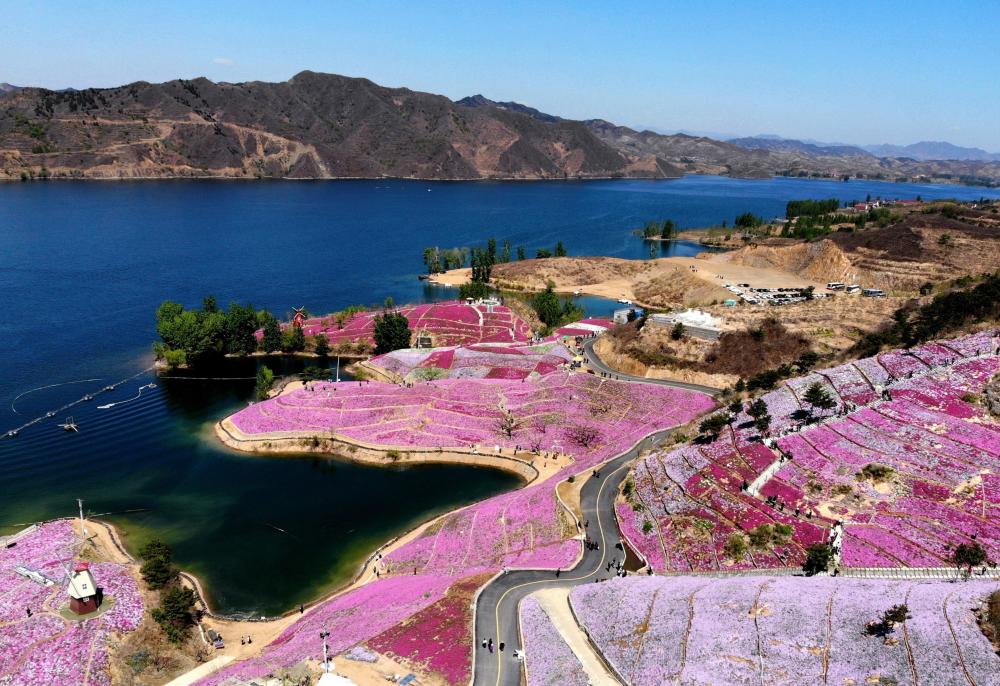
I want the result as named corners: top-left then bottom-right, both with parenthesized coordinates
top-left (2, 175), bottom-right (997, 614)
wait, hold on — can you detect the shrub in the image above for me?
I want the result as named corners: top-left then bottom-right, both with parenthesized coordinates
top-left (803, 543), bottom-right (833, 575)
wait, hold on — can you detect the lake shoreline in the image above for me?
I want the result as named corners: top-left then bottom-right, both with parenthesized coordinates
top-left (4, 171), bottom-right (999, 189)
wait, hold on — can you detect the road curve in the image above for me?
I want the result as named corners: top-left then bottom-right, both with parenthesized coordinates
top-left (471, 429), bottom-right (673, 686)
top-left (471, 347), bottom-right (719, 686)
top-left (581, 337), bottom-right (723, 396)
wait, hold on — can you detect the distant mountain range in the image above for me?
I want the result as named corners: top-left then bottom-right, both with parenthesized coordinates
top-left (1, 72), bottom-right (998, 185)
top-left (864, 141), bottom-right (1000, 162)
top-left (729, 134), bottom-right (1000, 163)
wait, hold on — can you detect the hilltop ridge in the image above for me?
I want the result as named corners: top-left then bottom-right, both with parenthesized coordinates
top-left (2, 71), bottom-right (1000, 184)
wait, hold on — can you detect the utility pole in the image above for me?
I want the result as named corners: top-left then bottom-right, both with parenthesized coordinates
top-left (319, 630), bottom-right (331, 672)
top-left (335, 356), bottom-right (341, 383)
top-left (77, 498), bottom-right (88, 538)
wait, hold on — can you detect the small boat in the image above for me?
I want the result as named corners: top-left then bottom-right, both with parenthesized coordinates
top-left (58, 417), bottom-right (79, 432)
top-left (83, 395), bottom-right (93, 401)
top-left (5, 430), bottom-right (17, 438)
top-left (45, 411), bottom-right (55, 418)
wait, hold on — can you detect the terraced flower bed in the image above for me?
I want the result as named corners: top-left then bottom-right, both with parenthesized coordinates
top-left (519, 595), bottom-right (588, 686)
top-left (264, 301), bottom-right (533, 347)
top-left (0, 521), bottom-right (143, 686)
top-left (367, 342), bottom-right (574, 382)
top-left (568, 575), bottom-right (1000, 686)
top-left (214, 372), bottom-right (714, 684)
top-left (620, 331), bottom-right (1000, 573)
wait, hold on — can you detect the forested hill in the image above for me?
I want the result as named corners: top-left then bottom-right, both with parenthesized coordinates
top-left (1, 71), bottom-right (999, 185)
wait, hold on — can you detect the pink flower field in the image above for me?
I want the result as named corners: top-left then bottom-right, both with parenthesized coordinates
top-left (0, 521), bottom-right (143, 686)
top-left (519, 595), bottom-right (588, 686)
top-left (262, 300), bottom-right (533, 347)
top-left (567, 575), bottom-right (1000, 686)
top-left (213, 372), bottom-right (714, 684)
top-left (620, 331), bottom-right (1000, 573)
top-left (367, 342), bottom-right (574, 382)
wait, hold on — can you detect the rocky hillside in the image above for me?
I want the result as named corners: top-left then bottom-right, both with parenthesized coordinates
top-left (0, 72), bottom-right (672, 180)
top-left (722, 209), bottom-right (1000, 290)
top-left (491, 256), bottom-right (731, 308)
top-left (3, 71), bottom-right (1000, 184)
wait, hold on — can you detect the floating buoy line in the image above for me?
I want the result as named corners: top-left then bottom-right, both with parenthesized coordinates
top-left (97, 383), bottom-right (157, 410)
top-left (11, 379), bottom-right (103, 414)
top-left (3, 367), bottom-right (154, 439)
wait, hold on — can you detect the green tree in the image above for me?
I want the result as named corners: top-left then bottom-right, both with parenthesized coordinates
top-left (753, 412), bottom-right (772, 435)
top-left (223, 303), bottom-right (260, 356)
top-left (670, 322), bottom-right (685, 340)
top-left (803, 381), bottom-right (836, 414)
top-left (281, 325), bottom-right (306, 353)
top-left (734, 212), bottom-right (763, 229)
top-left (500, 241), bottom-right (512, 263)
top-left (373, 312), bottom-right (412, 354)
top-left (661, 219), bottom-right (676, 240)
top-left (953, 541), bottom-right (988, 571)
top-left (422, 247), bottom-right (441, 274)
top-left (313, 334), bottom-right (330, 357)
top-left (803, 543), bottom-right (833, 575)
top-left (536, 248), bottom-right (553, 259)
top-left (555, 241), bottom-right (567, 257)
top-left (458, 281), bottom-right (491, 300)
top-left (260, 315), bottom-right (282, 353)
top-left (151, 586), bottom-right (198, 644)
top-left (139, 539), bottom-right (177, 590)
top-left (516, 246), bottom-right (526, 261)
top-left (698, 413), bottom-right (732, 441)
top-left (531, 281), bottom-right (562, 327)
top-left (202, 295), bottom-right (219, 313)
top-left (487, 237), bottom-right (497, 263)
top-left (254, 365), bottom-right (275, 401)
top-left (746, 398), bottom-right (769, 421)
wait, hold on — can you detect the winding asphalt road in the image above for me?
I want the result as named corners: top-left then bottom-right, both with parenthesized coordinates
top-left (471, 341), bottom-right (719, 686)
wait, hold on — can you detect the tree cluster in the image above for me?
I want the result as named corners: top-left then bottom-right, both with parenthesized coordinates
top-left (786, 198), bottom-right (841, 219)
top-left (853, 271), bottom-right (1000, 357)
top-left (154, 297), bottom-right (266, 367)
top-left (139, 540), bottom-right (197, 645)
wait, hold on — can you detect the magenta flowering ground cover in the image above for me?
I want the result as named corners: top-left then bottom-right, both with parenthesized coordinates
top-left (367, 342), bottom-right (574, 382)
top-left (519, 595), bottom-right (588, 686)
top-left (0, 521), bottom-right (143, 686)
top-left (620, 331), bottom-right (1000, 573)
top-left (569, 575), bottom-right (1000, 686)
top-left (258, 300), bottom-right (533, 347)
top-left (213, 372), bottom-right (714, 684)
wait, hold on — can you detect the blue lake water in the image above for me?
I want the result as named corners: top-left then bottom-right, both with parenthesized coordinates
top-left (1, 175), bottom-right (996, 614)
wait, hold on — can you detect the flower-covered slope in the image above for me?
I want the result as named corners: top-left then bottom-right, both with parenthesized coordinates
top-left (0, 521), bottom-right (143, 686)
top-left (569, 575), bottom-right (1000, 686)
top-left (212, 374), bottom-right (714, 685)
top-left (367, 342), bottom-right (574, 382)
top-left (519, 595), bottom-right (588, 686)
top-left (263, 301), bottom-right (533, 347)
top-left (620, 331), bottom-right (1000, 572)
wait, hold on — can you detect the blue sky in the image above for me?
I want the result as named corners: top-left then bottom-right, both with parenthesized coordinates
top-left (3, 1), bottom-right (999, 149)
